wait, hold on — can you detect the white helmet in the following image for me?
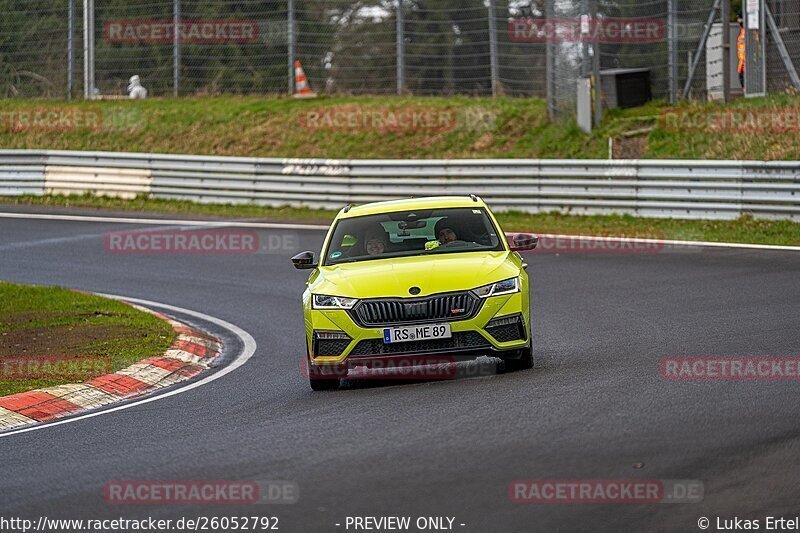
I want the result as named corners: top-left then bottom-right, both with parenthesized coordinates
top-left (127, 75), bottom-right (148, 99)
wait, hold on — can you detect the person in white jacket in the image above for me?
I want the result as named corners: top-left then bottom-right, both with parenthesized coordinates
top-left (127, 75), bottom-right (148, 99)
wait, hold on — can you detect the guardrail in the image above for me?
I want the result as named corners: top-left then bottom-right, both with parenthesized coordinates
top-left (0, 150), bottom-right (798, 220)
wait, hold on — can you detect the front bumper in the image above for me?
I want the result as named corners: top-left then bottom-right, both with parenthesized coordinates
top-left (304, 290), bottom-right (530, 369)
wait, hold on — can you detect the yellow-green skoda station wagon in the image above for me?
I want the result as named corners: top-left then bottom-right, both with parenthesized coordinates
top-left (292, 196), bottom-right (538, 390)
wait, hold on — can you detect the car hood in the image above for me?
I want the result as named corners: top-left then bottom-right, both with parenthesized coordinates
top-left (312, 251), bottom-right (518, 299)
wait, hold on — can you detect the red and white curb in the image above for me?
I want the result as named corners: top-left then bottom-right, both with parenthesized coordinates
top-left (0, 304), bottom-right (221, 431)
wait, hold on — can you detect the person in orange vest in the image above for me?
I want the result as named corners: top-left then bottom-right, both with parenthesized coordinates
top-left (737, 11), bottom-right (746, 88)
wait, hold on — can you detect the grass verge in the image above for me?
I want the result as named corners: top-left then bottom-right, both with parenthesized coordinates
top-left (4, 194), bottom-right (800, 247)
top-left (1, 93), bottom-right (799, 159)
top-left (0, 282), bottom-right (176, 396)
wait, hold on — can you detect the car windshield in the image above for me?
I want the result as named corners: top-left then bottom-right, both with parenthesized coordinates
top-left (322, 207), bottom-right (504, 266)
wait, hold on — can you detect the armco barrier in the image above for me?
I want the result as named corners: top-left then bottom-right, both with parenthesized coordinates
top-left (0, 151), bottom-right (47, 197)
top-left (0, 150), bottom-right (798, 220)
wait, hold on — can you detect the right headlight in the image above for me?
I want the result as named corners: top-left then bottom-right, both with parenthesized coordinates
top-left (312, 294), bottom-right (359, 309)
top-left (472, 277), bottom-right (520, 298)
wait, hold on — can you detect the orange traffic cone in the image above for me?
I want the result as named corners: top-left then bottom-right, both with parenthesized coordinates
top-left (293, 60), bottom-right (317, 98)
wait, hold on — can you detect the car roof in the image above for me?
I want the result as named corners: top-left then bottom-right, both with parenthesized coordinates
top-left (338, 196), bottom-right (486, 218)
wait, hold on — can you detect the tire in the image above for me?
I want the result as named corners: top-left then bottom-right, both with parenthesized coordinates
top-left (306, 352), bottom-right (341, 391)
top-left (499, 342), bottom-right (533, 373)
top-left (309, 376), bottom-right (340, 391)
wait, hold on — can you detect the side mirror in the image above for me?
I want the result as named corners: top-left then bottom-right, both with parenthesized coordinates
top-left (507, 233), bottom-right (539, 252)
top-left (292, 251), bottom-right (318, 270)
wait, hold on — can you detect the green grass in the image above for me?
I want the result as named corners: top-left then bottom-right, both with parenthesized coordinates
top-left (498, 211), bottom-right (800, 246)
top-left (2, 193), bottom-right (337, 223)
top-left (0, 93), bottom-right (798, 160)
top-left (0, 282), bottom-right (176, 396)
top-left (5, 193), bottom-right (800, 247)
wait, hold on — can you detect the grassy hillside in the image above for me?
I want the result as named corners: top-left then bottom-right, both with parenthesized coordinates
top-left (0, 93), bottom-right (798, 160)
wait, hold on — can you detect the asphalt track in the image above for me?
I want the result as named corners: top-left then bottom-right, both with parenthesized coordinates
top-left (1, 205), bottom-right (799, 532)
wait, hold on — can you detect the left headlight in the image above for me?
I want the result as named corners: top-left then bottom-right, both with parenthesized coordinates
top-left (472, 277), bottom-right (520, 298)
top-left (312, 294), bottom-right (359, 309)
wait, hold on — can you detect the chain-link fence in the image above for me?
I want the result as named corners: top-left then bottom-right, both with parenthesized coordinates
top-left (0, 1), bottom-right (75, 98)
top-left (765, 0), bottom-right (800, 93)
top-left (94, 1), bottom-right (291, 96)
top-left (1, 1), bottom-right (798, 119)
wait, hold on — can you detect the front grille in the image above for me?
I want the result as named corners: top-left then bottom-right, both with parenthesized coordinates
top-left (350, 292), bottom-right (482, 327)
top-left (350, 331), bottom-right (491, 357)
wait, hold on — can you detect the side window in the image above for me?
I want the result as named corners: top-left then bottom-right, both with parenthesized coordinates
top-left (326, 233), bottom-right (357, 261)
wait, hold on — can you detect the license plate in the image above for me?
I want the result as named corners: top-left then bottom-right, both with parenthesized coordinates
top-left (383, 324), bottom-right (452, 344)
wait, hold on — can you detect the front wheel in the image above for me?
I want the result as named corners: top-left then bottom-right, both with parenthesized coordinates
top-left (499, 342), bottom-right (533, 373)
top-left (309, 376), bottom-right (340, 391)
top-left (306, 362), bottom-right (343, 391)
top-left (306, 354), bottom-right (342, 391)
